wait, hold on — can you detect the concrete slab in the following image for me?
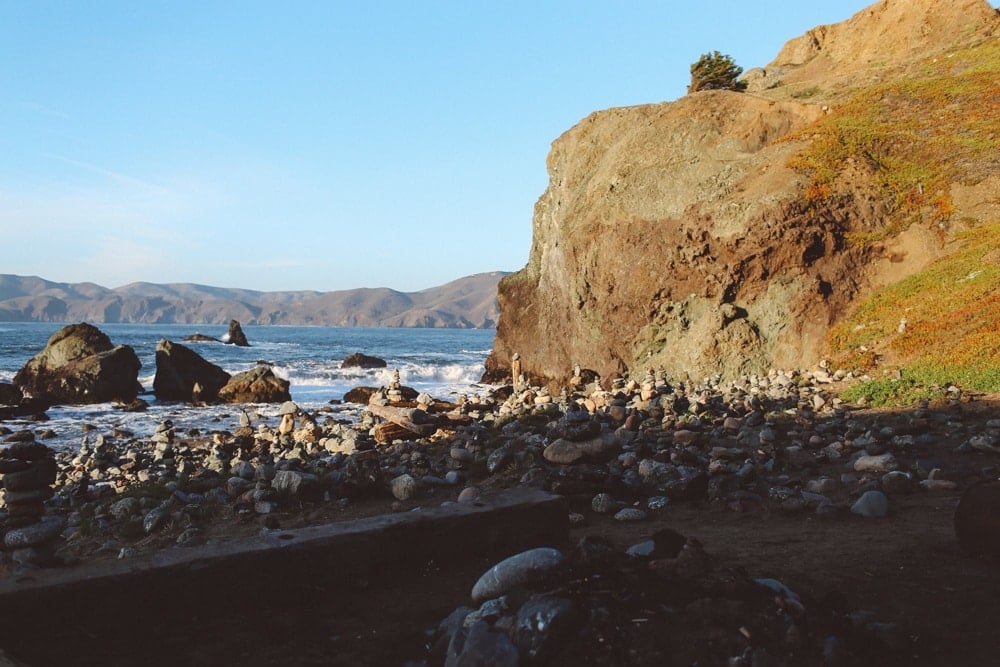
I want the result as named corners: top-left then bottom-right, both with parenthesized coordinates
top-left (0, 487), bottom-right (568, 665)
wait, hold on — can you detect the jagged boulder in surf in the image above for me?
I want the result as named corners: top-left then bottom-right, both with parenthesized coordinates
top-left (13, 322), bottom-right (142, 405)
top-left (226, 319), bottom-right (250, 347)
top-left (341, 352), bottom-right (388, 369)
top-left (217, 365), bottom-right (291, 404)
top-left (153, 339), bottom-right (231, 402)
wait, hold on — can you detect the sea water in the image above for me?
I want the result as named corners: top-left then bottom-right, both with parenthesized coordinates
top-left (0, 323), bottom-right (496, 452)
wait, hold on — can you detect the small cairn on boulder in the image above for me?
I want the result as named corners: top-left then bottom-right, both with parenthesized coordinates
top-left (1, 435), bottom-right (63, 566)
top-left (387, 369), bottom-right (405, 403)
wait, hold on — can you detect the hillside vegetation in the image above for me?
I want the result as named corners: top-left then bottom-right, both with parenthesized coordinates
top-left (787, 40), bottom-right (1000, 241)
top-left (788, 41), bottom-right (1000, 404)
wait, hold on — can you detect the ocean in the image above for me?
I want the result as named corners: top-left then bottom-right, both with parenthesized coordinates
top-left (0, 323), bottom-right (496, 452)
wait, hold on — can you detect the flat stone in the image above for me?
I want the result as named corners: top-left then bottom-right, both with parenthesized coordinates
top-left (471, 547), bottom-right (564, 604)
top-left (4, 516), bottom-right (65, 549)
top-left (543, 433), bottom-right (620, 464)
top-left (614, 508), bottom-right (647, 521)
top-left (854, 453), bottom-right (898, 473)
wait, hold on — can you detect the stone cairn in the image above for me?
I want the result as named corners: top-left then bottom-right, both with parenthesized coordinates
top-left (1, 435), bottom-right (64, 566)
top-left (387, 369), bottom-right (404, 403)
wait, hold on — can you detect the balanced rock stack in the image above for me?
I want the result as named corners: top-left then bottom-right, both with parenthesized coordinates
top-left (1, 437), bottom-right (64, 565)
top-left (387, 370), bottom-right (404, 403)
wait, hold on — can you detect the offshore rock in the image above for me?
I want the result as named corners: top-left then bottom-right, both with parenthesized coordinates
top-left (226, 319), bottom-right (250, 347)
top-left (217, 365), bottom-right (291, 404)
top-left (153, 339), bottom-right (231, 402)
top-left (13, 323), bottom-right (141, 404)
top-left (341, 352), bottom-right (388, 369)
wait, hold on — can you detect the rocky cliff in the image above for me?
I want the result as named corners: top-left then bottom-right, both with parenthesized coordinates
top-left (0, 272), bottom-right (505, 328)
top-left (487, 0), bottom-right (1000, 387)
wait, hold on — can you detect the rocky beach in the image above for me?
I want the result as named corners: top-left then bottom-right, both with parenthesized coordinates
top-left (2, 323), bottom-right (999, 664)
top-left (3, 0), bottom-right (1000, 664)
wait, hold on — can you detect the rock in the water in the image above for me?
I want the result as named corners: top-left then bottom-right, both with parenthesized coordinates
top-left (153, 339), bottom-right (231, 402)
top-left (471, 547), bottom-right (564, 604)
top-left (341, 352), bottom-right (388, 369)
top-left (13, 323), bottom-right (142, 405)
top-left (851, 490), bottom-right (889, 518)
top-left (217, 365), bottom-right (291, 404)
top-left (954, 480), bottom-right (1000, 555)
top-left (226, 319), bottom-right (251, 347)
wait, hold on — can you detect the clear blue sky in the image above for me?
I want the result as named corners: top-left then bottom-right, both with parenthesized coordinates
top-left (0, 1), bottom-right (925, 292)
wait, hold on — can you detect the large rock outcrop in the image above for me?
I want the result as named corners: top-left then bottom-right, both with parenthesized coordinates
top-left (217, 366), bottom-right (291, 404)
top-left (486, 0), bottom-right (1000, 388)
top-left (153, 339), bottom-right (231, 402)
top-left (12, 323), bottom-right (142, 404)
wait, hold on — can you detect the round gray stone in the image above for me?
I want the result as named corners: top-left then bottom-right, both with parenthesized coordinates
top-left (471, 547), bottom-right (564, 604)
top-left (851, 490), bottom-right (889, 518)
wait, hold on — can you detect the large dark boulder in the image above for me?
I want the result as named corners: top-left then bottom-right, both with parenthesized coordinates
top-left (217, 365), bottom-right (290, 404)
top-left (227, 320), bottom-right (250, 347)
top-left (13, 323), bottom-right (141, 405)
top-left (341, 352), bottom-right (388, 369)
top-left (153, 339), bottom-right (231, 402)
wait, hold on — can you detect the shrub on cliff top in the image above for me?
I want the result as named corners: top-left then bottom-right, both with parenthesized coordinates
top-left (688, 51), bottom-right (747, 93)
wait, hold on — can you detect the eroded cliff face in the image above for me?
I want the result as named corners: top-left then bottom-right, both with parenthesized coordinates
top-left (486, 0), bottom-right (1000, 388)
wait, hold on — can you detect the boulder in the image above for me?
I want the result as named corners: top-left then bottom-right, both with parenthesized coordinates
top-left (153, 339), bottom-right (231, 402)
top-left (341, 352), bottom-right (388, 369)
top-left (217, 365), bottom-right (291, 404)
top-left (343, 385), bottom-right (419, 404)
top-left (226, 319), bottom-right (250, 347)
top-left (13, 323), bottom-right (141, 404)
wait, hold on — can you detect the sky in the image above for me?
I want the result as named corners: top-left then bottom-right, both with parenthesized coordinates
top-left (0, 0), bottom-right (923, 293)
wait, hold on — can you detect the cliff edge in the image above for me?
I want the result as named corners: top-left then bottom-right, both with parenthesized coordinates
top-left (487, 0), bottom-right (1000, 387)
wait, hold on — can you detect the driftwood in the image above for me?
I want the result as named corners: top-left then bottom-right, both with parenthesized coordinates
top-left (367, 404), bottom-right (436, 437)
top-left (367, 402), bottom-right (474, 443)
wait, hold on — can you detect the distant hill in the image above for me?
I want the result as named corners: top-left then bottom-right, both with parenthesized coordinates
top-left (0, 272), bottom-right (506, 328)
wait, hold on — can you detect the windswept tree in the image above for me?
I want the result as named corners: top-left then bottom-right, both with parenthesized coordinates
top-left (688, 51), bottom-right (747, 93)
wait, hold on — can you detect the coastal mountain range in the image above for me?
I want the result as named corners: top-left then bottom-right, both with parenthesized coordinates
top-left (0, 272), bottom-right (506, 328)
